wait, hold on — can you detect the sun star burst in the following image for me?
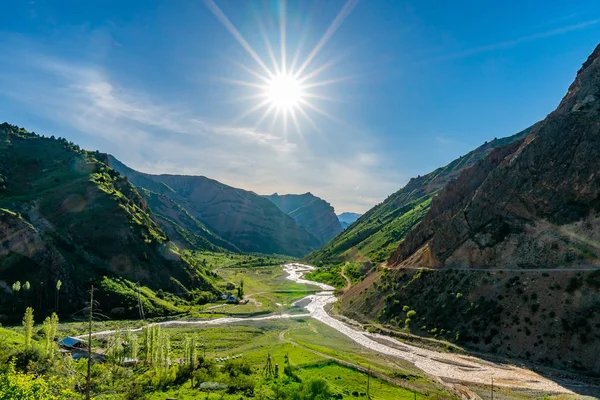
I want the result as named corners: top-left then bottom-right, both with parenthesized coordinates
top-left (204, 0), bottom-right (359, 135)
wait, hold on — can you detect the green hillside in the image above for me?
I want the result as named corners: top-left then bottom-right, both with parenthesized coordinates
top-left (306, 126), bottom-right (536, 266)
top-left (0, 123), bottom-right (218, 321)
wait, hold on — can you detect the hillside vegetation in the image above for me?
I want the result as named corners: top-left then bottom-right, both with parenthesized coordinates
top-left (339, 43), bottom-right (600, 376)
top-left (0, 123), bottom-right (218, 321)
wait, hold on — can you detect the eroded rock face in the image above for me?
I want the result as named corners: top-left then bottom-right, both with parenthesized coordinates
top-left (390, 43), bottom-right (600, 269)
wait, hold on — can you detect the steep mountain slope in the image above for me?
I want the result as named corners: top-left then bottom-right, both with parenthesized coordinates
top-left (108, 157), bottom-right (320, 257)
top-left (343, 44), bottom-right (600, 375)
top-left (307, 128), bottom-right (533, 265)
top-left (390, 43), bottom-right (600, 270)
top-left (0, 123), bottom-right (217, 321)
top-left (337, 212), bottom-right (362, 229)
top-left (265, 193), bottom-right (343, 245)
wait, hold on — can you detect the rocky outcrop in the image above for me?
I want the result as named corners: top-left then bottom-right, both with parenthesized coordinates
top-left (389, 43), bottom-right (600, 270)
top-left (265, 193), bottom-right (343, 245)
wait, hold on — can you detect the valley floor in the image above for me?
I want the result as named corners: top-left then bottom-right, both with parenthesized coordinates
top-left (49, 263), bottom-right (599, 399)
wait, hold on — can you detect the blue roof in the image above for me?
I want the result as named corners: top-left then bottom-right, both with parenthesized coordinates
top-left (59, 337), bottom-right (85, 347)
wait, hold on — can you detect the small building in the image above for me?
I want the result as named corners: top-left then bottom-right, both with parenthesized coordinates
top-left (226, 294), bottom-right (239, 304)
top-left (58, 337), bottom-right (88, 351)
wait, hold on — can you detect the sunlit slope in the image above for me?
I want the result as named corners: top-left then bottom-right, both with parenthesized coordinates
top-left (0, 123), bottom-right (217, 319)
top-left (306, 126), bottom-right (534, 265)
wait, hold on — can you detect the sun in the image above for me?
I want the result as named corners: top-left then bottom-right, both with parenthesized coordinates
top-left (204, 0), bottom-right (359, 134)
top-left (265, 73), bottom-right (305, 111)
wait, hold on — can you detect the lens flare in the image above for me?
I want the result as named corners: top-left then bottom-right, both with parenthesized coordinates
top-left (203, 0), bottom-right (358, 134)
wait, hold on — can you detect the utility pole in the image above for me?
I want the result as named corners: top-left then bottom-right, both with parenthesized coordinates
top-left (86, 285), bottom-right (94, 400)
top-left (366, 364), bottom-right (370, 399)
top-left (136, 283), bottom-right (145, 321)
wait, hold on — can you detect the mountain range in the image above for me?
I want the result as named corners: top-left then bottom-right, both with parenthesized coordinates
top-left (108, 157), bottom-right (321, 257)
top-left (323, 43), bottom-right (600, 375)
top-left (337, 212), bottom-right (362, 229)
top-left (264, 193), bottom-right (342, 245)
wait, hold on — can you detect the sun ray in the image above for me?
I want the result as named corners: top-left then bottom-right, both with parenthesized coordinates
top-left (234, 60), bottom-right (272, 84)
top-left (229, 93), bottom-right (270, 104)
top-left (203, 0), bottom-right (275, 79)
top-left (255, 103), bottom-right (277, 127)
top-left (302, 75), bottom-right (356, 89)
top-left (303, 92), bottom-right (342, 102)
top-left (295, 0), bottom-right (359, 77)
top-left (270, 107), bottom-right (281, 131)
top-left (279, 0), bottom-right (287, 74)
top-left (206, 0), bottom-right (356, 135)
top-left (255, 12), bottom-right (281, 75)
top-left (289, 108), bottom-right (303, 136)
top-left (298, 98), bottom-right (333, 119)
top-left (216, 77), bottom-right (268, 90)
top-left (295, 104), bottom-right (320, 132)
top-left (233, 98), bottom-right (271, 123)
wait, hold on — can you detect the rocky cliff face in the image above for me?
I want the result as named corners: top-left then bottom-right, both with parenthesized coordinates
top-left (390, 43), bottom-right (600, 270)
top-left (109, 157), bottom-right (321, 257)
top-left (265, 193), bottom-right (343, 245)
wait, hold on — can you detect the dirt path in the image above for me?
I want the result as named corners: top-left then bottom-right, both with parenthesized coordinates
top-left (382, 263), bottom-right (600, 272)
top-left (340, 263), bottom-right (352, 292)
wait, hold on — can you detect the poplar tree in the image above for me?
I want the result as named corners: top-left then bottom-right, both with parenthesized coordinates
top-left (22, 307), bottom-right (34, 349)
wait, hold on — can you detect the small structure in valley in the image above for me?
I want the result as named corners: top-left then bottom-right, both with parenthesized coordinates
top-left (58, 336), bottom-right (87, 350)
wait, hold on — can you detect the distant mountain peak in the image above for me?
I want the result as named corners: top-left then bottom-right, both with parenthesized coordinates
top-left (265, 193), bottom-right (342, 245)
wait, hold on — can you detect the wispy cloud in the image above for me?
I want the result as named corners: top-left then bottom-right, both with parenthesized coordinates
top-left (420, 17), bottom-right (600, 63)
top-left (0, 46), bottom-right (400, 212)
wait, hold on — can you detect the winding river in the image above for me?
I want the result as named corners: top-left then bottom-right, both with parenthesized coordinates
top-left (84, 263), bottom-right (577, 394)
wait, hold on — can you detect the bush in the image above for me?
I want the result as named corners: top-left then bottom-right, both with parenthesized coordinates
top-left (406, 310), bottom-right (417, 319)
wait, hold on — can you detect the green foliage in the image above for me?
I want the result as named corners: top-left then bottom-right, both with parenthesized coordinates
top-left (42, 313), bottom-right (59, 354)
top-left (0, 361), bottom-right (75, 400)
top-left (22, 308), bottom-right (34, 349)
top-left (304, 264), bottom-right (346, 289)
top-left (406, 310), bottom-right (416, 319)
top-left (238, 279), bottom-right (245, 299)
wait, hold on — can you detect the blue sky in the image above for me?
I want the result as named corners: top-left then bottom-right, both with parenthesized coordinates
top-left (1, 1), bottom-right (599, 212)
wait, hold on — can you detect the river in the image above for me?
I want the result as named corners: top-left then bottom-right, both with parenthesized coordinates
top-left (83, 262), bottom-right (577, 394)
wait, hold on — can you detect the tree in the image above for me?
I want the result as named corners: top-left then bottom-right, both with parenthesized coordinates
top-left (11, 282), bottom-right (21, 312)
top-left (237, 279), bottom-right (245, 299)
top-left (23, 282), bottom-right (31, 307)
top-left (42, 313), bottom-right (59, 355)
top-left (55, 280), bottom-right (62, 314)
top-left (22, 307), bottom-right (34, 349)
